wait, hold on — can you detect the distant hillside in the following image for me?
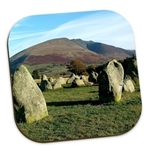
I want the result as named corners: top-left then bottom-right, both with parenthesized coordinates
top-left (71, 39), bottom-right (135, 60)
top-left (9, 38), bottom-right (135, 73)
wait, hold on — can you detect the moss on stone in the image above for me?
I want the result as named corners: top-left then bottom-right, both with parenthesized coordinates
top-left (26, 116), bottom-right (36, 124)
top-left (26, 111), bottom-right (48, 124)
top-left (115, 95), bottom-right (121, 102)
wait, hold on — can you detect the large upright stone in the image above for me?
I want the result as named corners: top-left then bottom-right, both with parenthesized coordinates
top-left (12, 65), bottom-right (48, 123)
top-left (98, 59), bottom-right (124, 102)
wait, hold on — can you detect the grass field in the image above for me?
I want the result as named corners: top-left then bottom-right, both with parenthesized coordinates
top-left (24, 63), bottom-right (69, 77)
top-left (16, 85), bottom-right (142, 143)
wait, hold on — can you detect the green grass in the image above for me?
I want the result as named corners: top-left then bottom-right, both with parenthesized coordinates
top-left (16, 85), bottom-right (142, 143)
top-left (43, 85), bottom-right (99, 102)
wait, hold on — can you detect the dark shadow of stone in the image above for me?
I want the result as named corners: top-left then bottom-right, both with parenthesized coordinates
top-left (13, 97), bottom-right (26, 123)
top-left (46, 100), bottom-right (100, 107)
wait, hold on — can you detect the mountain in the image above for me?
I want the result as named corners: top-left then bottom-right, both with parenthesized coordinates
top-left (71, 39), bottom-right (135, 60)
top-left (9, 38), bottom-right (135, 73)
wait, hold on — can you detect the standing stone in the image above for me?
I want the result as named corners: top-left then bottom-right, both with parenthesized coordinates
top-left (53, 77), bottom-right (66, 89)
top-left (46, 80), bottom-right (53, 90)
top-left (66, 73), bottom-right (81, 84)
top-left (40, 74), bottom-right (52, 91)
top-left (40, 80), bottom-right (53, 91)
top-left (48, 77), bottom-right (54, 84)
top-left (53, 80), bottom-right (62, 89)
top-left (80, 75), bottom-right (88, 81)
top-left (72, 79), bottom-right (85, 87)
top-left (98, 59), bottom-right (124, 102)
top-left (75, 75), bottom-right (80, 80)
top-left (41, 74), bottom-right (48, 82)
top-left (12, 65), bottom-right (48, 123)
top-left (123, 75), bottom-right (135, 92)
top-left (122, 57), bottom-right (139, 85)
top-left (80, 75), bottom-right (93, 86)
top-left (88, 71), bottom-right (98, 83)
top-left (57, 77), bottom-right (66, 85)
top-left (66, 73), bottom-right (76, 84)
top-left (125, 58), bottom-right (138, 78)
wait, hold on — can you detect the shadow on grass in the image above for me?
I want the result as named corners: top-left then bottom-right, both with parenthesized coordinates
top-left (62, 84), bottom-right (99, 89)
top-left (88, 91), bottom-right (98, 93)
top-left (46, 100), bottom-right (100, 106)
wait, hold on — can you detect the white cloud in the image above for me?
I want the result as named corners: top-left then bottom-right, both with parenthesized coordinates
top-left (13, 17), bottom-right (33, 28)
top-left (8, 11), bottom-right (135, 57)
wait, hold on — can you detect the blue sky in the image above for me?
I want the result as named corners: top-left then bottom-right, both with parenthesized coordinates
top-left (8, 10), bottom-right (135, 57)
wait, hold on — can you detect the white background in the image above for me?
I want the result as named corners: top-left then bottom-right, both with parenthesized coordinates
top-left (0, 0), bottom-right (150, 150)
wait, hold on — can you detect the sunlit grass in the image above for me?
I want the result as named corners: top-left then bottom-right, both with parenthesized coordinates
top-left (16, 85), bottom-right (142, 143)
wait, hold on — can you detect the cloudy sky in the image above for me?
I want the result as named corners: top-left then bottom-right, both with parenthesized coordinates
top-left (8, 10), bottom-right (135, 57)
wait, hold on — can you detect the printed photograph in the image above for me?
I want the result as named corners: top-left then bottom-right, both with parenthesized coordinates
top-left (7, 10), bottom-right (142, 142)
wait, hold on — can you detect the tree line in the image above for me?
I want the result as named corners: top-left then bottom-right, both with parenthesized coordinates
top-left (32, 56), bottom-right (136, 79)
top-left (32, 59), bottom-right (98, 79)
